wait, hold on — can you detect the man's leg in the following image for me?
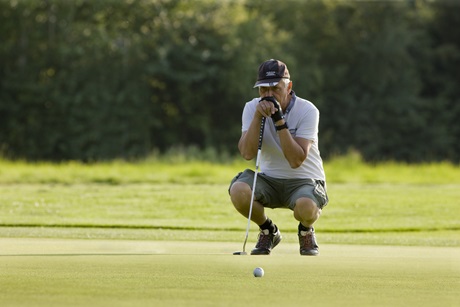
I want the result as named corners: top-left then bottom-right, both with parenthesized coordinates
top-left (294, 197), bottom-right (321, 256)
top-left (229, 181), bottom-right (281, 255)
top-left (229, 181), bottom-right (266, 225)
top-left (293, 197), bottom-right (321, 227)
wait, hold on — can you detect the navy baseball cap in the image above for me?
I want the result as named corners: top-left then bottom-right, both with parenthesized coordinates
top-left (254, 59), bottom-right (290, 88)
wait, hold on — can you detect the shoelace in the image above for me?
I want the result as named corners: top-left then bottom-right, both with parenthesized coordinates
top-left (256, 231), bottom-right (273, 248)
top-left (300, 231), bottom-right (317, 249)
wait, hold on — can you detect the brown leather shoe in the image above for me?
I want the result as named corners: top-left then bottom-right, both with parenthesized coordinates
top-left (251, 228), bottom-right (282, 255)
top-left (299, 227), bottom-right (319, 256)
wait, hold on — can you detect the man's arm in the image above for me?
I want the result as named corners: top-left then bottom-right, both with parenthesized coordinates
top-left (276, 118), bottom-right (312, 168)
top-left (238, 113), bottom-right (264, 161)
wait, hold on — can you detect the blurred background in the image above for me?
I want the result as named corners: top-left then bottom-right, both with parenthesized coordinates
top-left (1, 0), bottom-right (459, 163)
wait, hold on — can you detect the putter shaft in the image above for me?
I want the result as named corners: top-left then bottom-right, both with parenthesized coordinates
top-left (241, 117), bottom-right (266, 253)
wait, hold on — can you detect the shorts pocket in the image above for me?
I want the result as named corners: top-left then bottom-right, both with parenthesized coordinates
top-left (228, 171), bottom-right (243, 194)
top-left (313, 181), bottom-right (329, 209)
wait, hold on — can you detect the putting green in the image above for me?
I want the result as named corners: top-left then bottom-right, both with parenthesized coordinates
top-left (1, 238), bottom-right (459, 306)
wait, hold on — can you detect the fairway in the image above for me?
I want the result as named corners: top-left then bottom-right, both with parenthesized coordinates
top-left (1, 238), bottom-right (459, 307)
top-left (1, 160), bottom-right (459, 306)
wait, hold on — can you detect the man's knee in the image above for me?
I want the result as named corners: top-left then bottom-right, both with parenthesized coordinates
top-left (229, 182), bottom-right (252, 207)
top-left (294, 197), bottom-right (321, 221)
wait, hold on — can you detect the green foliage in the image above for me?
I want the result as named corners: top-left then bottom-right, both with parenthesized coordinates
top-left (0, 0), bottom-right (152, 160)
top-left (0, 0), bottom-right (459, 162)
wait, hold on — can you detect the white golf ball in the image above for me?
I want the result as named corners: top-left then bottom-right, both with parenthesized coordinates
top-left (253, 267), bottom-right (264, 277)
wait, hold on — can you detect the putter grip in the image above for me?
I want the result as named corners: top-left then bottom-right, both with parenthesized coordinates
top-left (258, 117), bottom-right (266, 150)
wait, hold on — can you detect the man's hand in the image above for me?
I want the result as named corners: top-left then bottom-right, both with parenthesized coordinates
top-left (259, 96), bottom-right (284, 122)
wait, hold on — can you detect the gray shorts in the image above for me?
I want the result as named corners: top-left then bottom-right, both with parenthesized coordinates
top-left (229, 169), bottom-right (329, 210)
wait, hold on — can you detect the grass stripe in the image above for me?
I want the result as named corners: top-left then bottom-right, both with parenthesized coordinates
top-left (1, 224), bottom-right (460, 233)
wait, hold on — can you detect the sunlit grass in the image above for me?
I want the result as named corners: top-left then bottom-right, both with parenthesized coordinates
top-left (0, 159), bottom-right (250, 185)
top-left (325, 152), bottom-right (460, 184)
top-left (1, 152), bottom-right (459, 185)
top-left (0, 153), bottom-right (459, 247)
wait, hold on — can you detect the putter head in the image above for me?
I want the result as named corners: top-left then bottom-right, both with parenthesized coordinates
top-left (233, 251), bottom-right (247, 255)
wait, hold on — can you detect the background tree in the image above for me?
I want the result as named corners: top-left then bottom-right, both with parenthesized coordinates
top-left (0, 0), bottom-right (459, 163)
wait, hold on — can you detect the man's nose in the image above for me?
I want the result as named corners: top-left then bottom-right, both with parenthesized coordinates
top-left (264, 89), bottom-right (273, 97)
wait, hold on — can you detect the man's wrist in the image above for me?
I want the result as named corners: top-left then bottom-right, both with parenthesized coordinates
top-left (274, 119), bottom-right (285, 125)
top-left (275, 121), bottom-right (288, 131)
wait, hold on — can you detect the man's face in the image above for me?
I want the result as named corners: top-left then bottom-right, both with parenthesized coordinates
top-left (258, 81), bottom-right (291, 107)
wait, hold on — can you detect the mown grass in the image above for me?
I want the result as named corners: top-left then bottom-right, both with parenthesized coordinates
top-left (1, 183), bottom-right (459, 232)
top-left (0, 154), bottom-right (459, 246)
top-left (1, 239), bottom-right (458, 307)
top-left (1, 155), bottom-right (459, 306)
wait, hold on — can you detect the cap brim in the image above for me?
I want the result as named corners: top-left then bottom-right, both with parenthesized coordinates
top-left (253, 79), bottom-right (281, 88)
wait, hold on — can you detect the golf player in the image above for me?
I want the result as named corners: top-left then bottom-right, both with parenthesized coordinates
top-left (229, 59), bottom-right (328, 256)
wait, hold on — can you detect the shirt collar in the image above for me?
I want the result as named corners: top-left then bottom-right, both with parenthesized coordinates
top-left (285, 90), bottom-right (296, 114)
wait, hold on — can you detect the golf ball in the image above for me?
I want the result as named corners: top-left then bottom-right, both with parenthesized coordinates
top-left (253, 267), bottom-right (264, 277)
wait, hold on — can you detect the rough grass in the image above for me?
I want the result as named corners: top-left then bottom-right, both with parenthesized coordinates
top-left (1, 153), bottom-right (459, 185)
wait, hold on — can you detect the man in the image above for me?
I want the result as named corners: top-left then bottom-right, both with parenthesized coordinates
top-left (229, 59), bottom-right (328, 256)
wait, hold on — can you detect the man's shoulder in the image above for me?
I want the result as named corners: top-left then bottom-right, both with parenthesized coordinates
top-left (293, 96), bottom-right (319, 112)
top-left (244, 97), bottom-right (260, 107)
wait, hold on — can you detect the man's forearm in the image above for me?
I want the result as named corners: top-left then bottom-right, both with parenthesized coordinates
top-left (238, 115), bottom-right (264, 160)
top-left (275, 119), bottom-right (309, 168)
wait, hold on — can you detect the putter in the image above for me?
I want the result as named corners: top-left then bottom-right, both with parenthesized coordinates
top-left (233, 117), bottom-right (266, 255)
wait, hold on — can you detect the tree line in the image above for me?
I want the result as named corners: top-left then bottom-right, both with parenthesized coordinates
top-left (1, 0), bottom-right (459, 162)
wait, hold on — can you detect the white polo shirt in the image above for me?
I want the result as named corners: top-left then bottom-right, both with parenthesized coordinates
top-left (241, 93), bottom-right (326, 180)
